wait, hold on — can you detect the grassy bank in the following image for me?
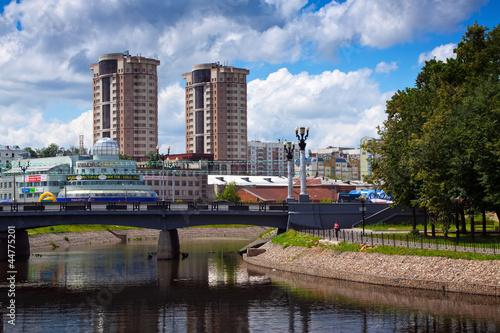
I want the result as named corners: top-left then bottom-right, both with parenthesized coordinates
top-left (27, 224), bottom-right (258, 236)
top-left (27, 225), bottom-right (140, 236)
top-left (272, 230), bottom-right (500, 260)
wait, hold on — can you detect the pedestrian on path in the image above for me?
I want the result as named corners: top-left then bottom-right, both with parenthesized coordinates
top-left (334, 221), bottom-right (340, 239)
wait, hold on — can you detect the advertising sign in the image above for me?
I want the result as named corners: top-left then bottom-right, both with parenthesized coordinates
top-left (66, 174), bottom-right (140, 181)
top-left (143, 175), bottom-right (168, 180)
top-left (21, 187), bottom-right (44, 193)
top-left (24, 175), bottom-right (48, 182)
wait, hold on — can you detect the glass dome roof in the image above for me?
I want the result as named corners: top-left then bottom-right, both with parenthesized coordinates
top-left (92, 138), bottom-right (119, 156)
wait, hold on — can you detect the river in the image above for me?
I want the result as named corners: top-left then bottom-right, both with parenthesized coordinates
top-left (1, 237), bottom-right (500, 332)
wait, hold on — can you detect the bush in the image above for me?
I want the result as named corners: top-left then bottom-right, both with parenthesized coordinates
top-left (409, 229), bottom-right (421, 238)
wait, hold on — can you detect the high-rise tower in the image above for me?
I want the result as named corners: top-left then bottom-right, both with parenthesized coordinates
top-left (182, 63), bottom-right (249, 162)
top-left (90, 52), bottom-right (160, 161)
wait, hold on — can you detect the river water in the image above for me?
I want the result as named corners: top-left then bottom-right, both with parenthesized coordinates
top-left (1, 237), bottom-right (500, 332)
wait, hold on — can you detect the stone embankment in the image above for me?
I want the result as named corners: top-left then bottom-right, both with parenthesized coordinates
top-left (29, 227), bottom-right (268, 251)
top-left (243, 241), bottom-right (500, 297)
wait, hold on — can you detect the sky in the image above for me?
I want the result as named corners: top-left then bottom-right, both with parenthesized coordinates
top-left (0, 0), bottom-right (498, 154)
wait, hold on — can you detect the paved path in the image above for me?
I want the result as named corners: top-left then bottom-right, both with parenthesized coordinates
top-left (298, 227), bottom-right (500, 255)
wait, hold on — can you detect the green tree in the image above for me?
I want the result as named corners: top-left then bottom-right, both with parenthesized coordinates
top-left (144, 152), bottom-right (160, 161)
top-left (366, 22), bottom-right (500, 225)
top-left (214, 181), bottom-right (241, 203)
top-left (119, 154), bottom-right (134, 160)
top-left (24, 147), bottom-right (38, 158)
top-left (364, 87), bottom-right (426, 229)
top-left (37, 143), bottom-right (60, 157)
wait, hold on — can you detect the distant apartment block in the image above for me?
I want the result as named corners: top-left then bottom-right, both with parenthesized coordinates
top-left (90, 52), bottom-right (160, 161)
top-left (295, 156), bottom-right (360, 181)
top-left (182, 63), bottom-right (249, 165)
top-left (247, 141), bottom-right (293, 176)
top-left (307, 146), bottom-right (360, 180)
top-left (360, 136), bottom-right (381, 180)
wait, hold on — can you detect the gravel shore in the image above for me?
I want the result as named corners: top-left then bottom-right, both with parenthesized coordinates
top-left (29, 227), bottom-right (269, 251)
top-left (243, 241), bottom-right (500, 297)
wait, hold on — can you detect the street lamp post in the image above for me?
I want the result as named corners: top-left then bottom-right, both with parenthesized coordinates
top-left (122, 182), bottom-right (133, 202)
top-left (156, 145), bottom-right (171, 202)
top-left (283, 141), bottom-right (296, 203)
top-left (59, 180), bottom-right (67, 202)
top-left (166, 157), bottom-right (178, 203)
top-left (18, 159), bottom-right (30, 203)
top-left (359, 194), bottom-right (367, 235)
top-left (295, 127), bottom-right (309, 203)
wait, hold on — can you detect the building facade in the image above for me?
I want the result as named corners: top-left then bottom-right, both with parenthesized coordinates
top-left (90, 52), bottom-right (160, 161)
top-left (295, 157), bottom-right (360, 181)
top-left (138, 153), bottom-right (211, 202)
top-left (0, 145), bottom-right (30, 169)
top-left (182, 63), bottom-right (249, 163)
top-left (247, 141), bottom-right (291, 176)
top-left (0, 138), bottom-right (155, 203)
top-left (360, 136), bottom-right (381, 181)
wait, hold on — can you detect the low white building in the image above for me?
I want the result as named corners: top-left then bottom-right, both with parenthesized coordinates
top-left (207, 175), bottom-right (288, 201)
top-left (0, 145), bottom-right (30, 169)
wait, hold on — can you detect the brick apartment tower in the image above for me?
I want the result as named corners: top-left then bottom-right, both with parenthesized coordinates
top-left (90, 52), bottom-right (160, 161)
top-left (182, 63), bottom-right (249, 165)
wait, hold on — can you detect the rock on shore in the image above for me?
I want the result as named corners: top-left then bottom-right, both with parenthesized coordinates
top-left (243, 241), bottom-right (500, 297)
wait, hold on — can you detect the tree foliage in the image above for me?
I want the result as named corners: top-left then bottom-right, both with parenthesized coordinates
top-left (214, 181), bottom-right (241, 203)
top-left (366, 22), bottom-right (500, 221)
top-left (23, 144), bottom-right (81, 158)
top-left (119, 153), bottom-right (134, 160)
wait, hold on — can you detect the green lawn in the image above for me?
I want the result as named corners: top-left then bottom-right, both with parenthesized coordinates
top-left (273, 230), bottom-right (500, 260)
top-left (27, 225), bottom-right (141, 236)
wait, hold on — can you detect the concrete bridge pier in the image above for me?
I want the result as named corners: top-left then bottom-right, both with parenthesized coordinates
top-left (157, 229), bottom-right (180, 260)
top-left (0, 230), bottom-right (30, 261)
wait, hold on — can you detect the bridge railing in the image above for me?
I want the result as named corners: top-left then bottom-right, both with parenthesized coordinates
top-left (292, 225), bottom-right (500, 255)
top-left (0, 201), bottom-right (290, 213)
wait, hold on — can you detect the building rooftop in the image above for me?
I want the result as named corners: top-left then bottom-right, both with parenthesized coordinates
top-left (208, 175), bottom-right (288, 186)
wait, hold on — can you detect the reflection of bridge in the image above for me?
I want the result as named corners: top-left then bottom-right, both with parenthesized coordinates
top-left (0, 201), bottom-right (422, 260)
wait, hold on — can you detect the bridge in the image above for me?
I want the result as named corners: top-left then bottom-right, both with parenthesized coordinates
top-left (0, 201), bottom-right (423, 260)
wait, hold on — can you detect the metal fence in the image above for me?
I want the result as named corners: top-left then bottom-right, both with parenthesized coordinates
top-left (292, 226), bottom-right (500, 255)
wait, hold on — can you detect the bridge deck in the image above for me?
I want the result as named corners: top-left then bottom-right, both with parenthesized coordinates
top-left (0, 202), bottom-right (289, 231)
top-left (0, 202), bottom-right (420, 232)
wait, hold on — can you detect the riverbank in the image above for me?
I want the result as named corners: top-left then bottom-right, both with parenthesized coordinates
top-left (29, 226), bottom-right (269, 251)
top-left (243, 241), bottom-right (500, 297)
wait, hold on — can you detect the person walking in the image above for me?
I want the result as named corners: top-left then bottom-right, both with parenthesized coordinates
top-left (334, 221), bottom-right (340, 239)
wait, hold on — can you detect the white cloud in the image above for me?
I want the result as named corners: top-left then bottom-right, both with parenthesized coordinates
top-left (158, 82), bottom-right (186, 153)
top-left (0, 0), bottom-right (489, 152)
top-left (264, 0), bottom-right (308, 19)
top-left (418, 43), bottom-right (457, 65)
top-left (0, 107), bottom-right (92, 150)
top-left (375, 61), bottom-right (398, 74)
top-left (248, 67), bottom-right (388, 148)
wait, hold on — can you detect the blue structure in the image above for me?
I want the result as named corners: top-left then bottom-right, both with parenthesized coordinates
top-left (338, 189), bottom-right (393, 203)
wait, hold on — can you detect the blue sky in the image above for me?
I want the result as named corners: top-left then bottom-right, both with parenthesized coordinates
top-left (0, 0), bottom-right (498, 154)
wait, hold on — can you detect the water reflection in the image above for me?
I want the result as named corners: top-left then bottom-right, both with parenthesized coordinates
top-left (0, 239), bottom-right (499, 332)
top-left (246, 264), bottom-right (500, 332)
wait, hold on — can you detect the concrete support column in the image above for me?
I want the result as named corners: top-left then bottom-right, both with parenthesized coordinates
top-left (299, 149), bottom-right (309, 203)
top-left (286, 159), bottom-right (294, 203)
top-left (157, 229), bottom-right (180, 260)
top-left (0, 230), bottom-right (30, 262)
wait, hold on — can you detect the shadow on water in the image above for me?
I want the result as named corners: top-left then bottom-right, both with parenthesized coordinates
top-left (246, 264), bottom-right (500, 330)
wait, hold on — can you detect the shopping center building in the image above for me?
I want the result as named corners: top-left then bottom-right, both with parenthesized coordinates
top-left (0, 138), bottom-right (155, 203)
